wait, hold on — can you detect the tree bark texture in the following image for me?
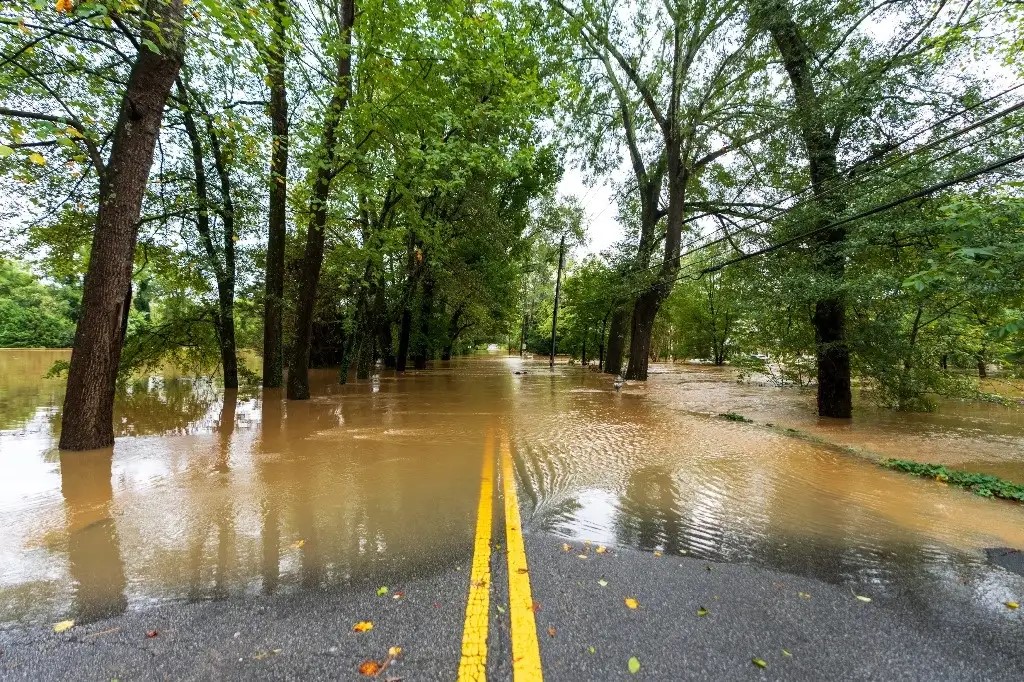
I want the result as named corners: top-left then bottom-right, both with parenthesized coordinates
top-left (262, 0), bottom-right (290, 388)
top-left (760, 0), bottom-right (852, 418)
top-left (604, 306), bottom-right (629, 376)
top-left (59, 1), bottom-right (186, 450)
top-left (286, 0), bottom-right (355, 400)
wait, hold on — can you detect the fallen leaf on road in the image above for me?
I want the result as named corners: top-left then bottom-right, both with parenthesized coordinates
top-left (547, 626), bottom-right (557, 637)
top-left (496, 605), bottom-right (506, 613)
top-left (782, 649), bottom-right (792, 657)
top-left (596, 546), bottom-right (607, 554)
top-left (53, 620), bottom-right (75, 633)
top-left (393, 591), bottom-right (404, 599)
top-left (598, 579), bottom-right (608, 587)
top-left (145, 630), bottom-right (159, 638)
top-left (473, 579), bottom-right (488, 588)
top-left (359, 660), bottom-right (382, 676)
top-left (697, 606), bottom-right (708, 617)
top-left (624, 597), bottom-right (639, 609)
top-left (353, 621), bottom-right (374, 633)
top-left (388, 646), bottom-right (402, 657)
top-left (752, 657), bottom-right (767, 668)
top-left (290, 539), bottom-right (305, 549)
top-left (517, 568), bottom-right (529, 574)
top-left (531, 601), bottom-right (542, 613)
top-left (577, 554), bottom-right (589, 560)
top-left (1005, 601), bottom-right (1019, 609)
top-left (628, 656), bottom-right (641, 674)
top-left (588, 646), bottom-right (596, 654)
top-left (653, 551), bottom-right (662, 557)
top-left (377, 586), bottom-right (389, 596)
top-left (562, 543), bottom-right (571, 552)
top-left (798, 592), bottom-right (811, 599)
top-left (855, 595), bottom-right (871, 603)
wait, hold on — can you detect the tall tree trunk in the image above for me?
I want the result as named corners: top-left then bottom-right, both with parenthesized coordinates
top-left (626, 289), bottom-right (663, 380)
top-left (604, 306), bottom-right (629, 376)
top-left (442, 305), bottom-right (465, 362)
top-left (180, 84), bottom-right (237, 389)
top-left (59, 2), bottom-right (185, 450)
top-left (759, 0), bottom-right (852, 418)
top-left (598, 310), bottom-right (609, 370)
top-left (376, 283), bottom-right (395, 368)
top-left (262, 0), bottom-right (290, 389)
top-left (412, 273), bottom-right (434, 370)
top-left (206, 113), bottom-right (238, 389)
top-left (286, 0), bottom-right (355, 400)
top-left (396, 306), bottom-right (412, 372)
top-left (581, 327), bottom-right (588, 366)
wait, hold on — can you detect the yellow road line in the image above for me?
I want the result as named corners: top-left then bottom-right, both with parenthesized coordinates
top-left (501, 436), bottom-right (544, 682)
top-left (457, 428), bottom-right (495, 682)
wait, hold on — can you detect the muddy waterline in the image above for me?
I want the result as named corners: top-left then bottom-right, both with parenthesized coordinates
top-left (1, 350), bottom-right (1022, 625)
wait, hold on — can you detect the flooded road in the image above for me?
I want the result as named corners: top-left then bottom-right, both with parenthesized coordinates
top-left (1, 350), bottom-right (1023, 626)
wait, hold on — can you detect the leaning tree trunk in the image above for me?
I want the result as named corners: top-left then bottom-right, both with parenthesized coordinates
top-left (262, 0), bottom-right (290, 389)
top-left (286, 0), bottom-right (355, 400)
top-left (59, 2), bottom-right (185, 450)
top-left (760, 0), bottom-right (852, 418)
top-left (604, 306), bottom-right (629, 376)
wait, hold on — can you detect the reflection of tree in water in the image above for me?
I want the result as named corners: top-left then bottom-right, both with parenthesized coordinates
top-left (186, 391), bottom-right (237, 600)
top-left (615, 466), bottom-right (686, 555)
top-left (113, 378), bottom-right (220, 436)
top-left (59, 449), bottom-right (127, 623)
top-left (256, 390), bottom-right (284, 594)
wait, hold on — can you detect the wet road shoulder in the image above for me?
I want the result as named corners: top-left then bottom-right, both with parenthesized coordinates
top-left (2, 529), bottom-right (1023, 680)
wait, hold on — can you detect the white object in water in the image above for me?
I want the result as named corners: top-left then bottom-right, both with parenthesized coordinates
top-left (613, 375), bottom-right (624, 391)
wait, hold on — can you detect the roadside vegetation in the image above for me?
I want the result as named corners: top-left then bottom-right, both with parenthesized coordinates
top-left (881, 459), bottom-right (1024, 503)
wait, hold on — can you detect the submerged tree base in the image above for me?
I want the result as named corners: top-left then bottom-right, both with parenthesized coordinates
top-left (881, 459), bottom-right (1024, 503)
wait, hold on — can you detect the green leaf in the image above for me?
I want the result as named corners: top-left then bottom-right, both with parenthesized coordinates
top-left (376, 586), bottom-right (388, 596)
top-left (696, 606), bottom-right (708, 617)
top-left (627, 656), bottom-right (641, 674)
top-left (587, 646), bottom-right (596, 654)
top-left (752, 658), bottom-right (767, 669)
top-left (597, 579), bottom-right (607, 587)
top-left (0, 145), bottom-right (13, 157)
top-left (142, 39), bottom-right (161, 55)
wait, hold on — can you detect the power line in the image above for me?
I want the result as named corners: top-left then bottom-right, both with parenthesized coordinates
top-left (674, 114), bottom-right (1024, 263)
top-left (686, 149), bottom-right (1024, 281)
top-left (615, 86), bottom-right (1024, 283)
top-left (672, 83), bottom-right (1024, 255)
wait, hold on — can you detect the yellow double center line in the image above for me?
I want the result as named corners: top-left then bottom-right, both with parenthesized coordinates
top-left (458, 431), bottom-right (543, 682)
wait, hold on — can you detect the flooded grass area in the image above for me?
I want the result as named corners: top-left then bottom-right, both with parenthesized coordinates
top-left (1, 350), bottom-right (1023, 626)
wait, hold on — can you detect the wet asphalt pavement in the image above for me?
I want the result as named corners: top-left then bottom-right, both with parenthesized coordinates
top-left (2, 530), bottom-right (1022, 681)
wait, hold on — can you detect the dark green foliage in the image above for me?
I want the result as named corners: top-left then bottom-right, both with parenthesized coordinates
top-left (0, 259), bottom-right (77, 348)
top-left (717, 412), bottom-right (752, 423)
top-left (881, 459), bottom-right (1024, 502)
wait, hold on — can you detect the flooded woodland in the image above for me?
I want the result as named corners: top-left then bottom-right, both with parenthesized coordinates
top-left (2, 349), bottom-right (1023, 627)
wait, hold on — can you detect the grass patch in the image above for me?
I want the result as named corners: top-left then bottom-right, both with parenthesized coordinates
top-left (881, 459), bottom-right (1024, 503)
top-left (717, 412), bottom-right (752, 423)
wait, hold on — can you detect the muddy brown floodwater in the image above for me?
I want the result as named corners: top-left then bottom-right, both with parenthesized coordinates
top-left (1, 349), bottom-right (1023, 626)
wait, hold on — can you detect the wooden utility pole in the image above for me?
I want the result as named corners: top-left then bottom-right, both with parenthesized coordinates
top-left (549, 234), bottom-right (566, 368)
